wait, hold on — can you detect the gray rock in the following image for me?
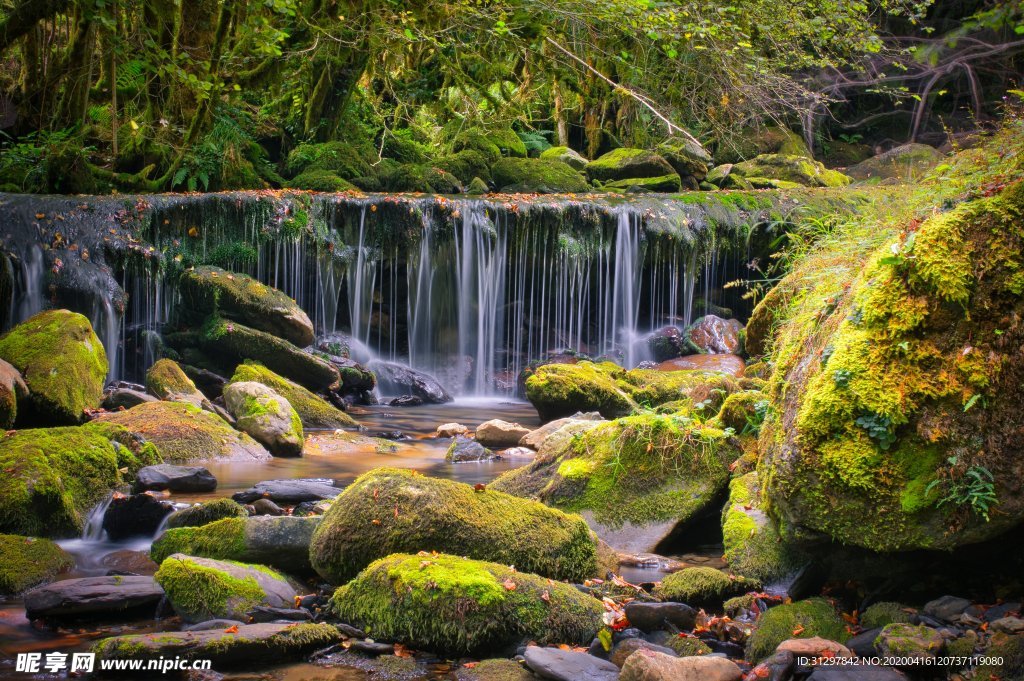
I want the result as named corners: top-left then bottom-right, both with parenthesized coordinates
top-left (845, 627), bottom-right (882, 657)
top-left (232, 478), bottom-right (340, 504)
top-left (369, 360), bottom-right (453, 404)
top-left (183, 619), bottom-right (245, 632)
top-left (102, 494), bottom-right (175, 540)
top-left (923, 595), bottom-right (971, 622)
top-left (874, 623), bottom-right (944, 663)
top-left (624, 602), bottom-right (697, 633)
top-left (24, 576), bottom-right (164, 618)
top-left (744, 650), bottom-right (795, 681)
top-left (619, 650), bottom-right (742, 681)
top-left (446, 435), bottom-right (495, 462)
top-left (251, 498), bottom-right (284, 516)
top-left (134, 464), bottom-right (217, 493)
top-left (246, 606), bottom-right (311, 623)
top-left (102, 388), bottom-right (157, 411)
top-left (519, 412), bottom-right (605, 449)
top-left (224, 381), bottom-right (304, 457)
top-left (349, 640), bottom-right (395, 655)
top-left (991, 617), bottom-right (1024, 635)
top-left (475, 419), bottom-right (532, 448)
top-left (524, 646), bottom-right (620, 681)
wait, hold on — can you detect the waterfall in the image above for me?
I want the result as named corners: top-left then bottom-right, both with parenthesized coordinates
top-left (81, 493), bottom-right (113, 541)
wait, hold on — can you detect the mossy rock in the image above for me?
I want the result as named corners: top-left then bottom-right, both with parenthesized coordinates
top-left (284, 169), bottom-right (357, 192)
top-left (454, 658), bottom-right (534, 681)
top-left (309, 468), bottom-right (597, 584)
top-left (0, 534), bottom-right (74, 594)
top-left (585, 148), bottom-right (675, 182)
top-left (166, 498), bottom-right (247, 529)
top-left (665, 635), bottom-right (713, 657)
top-left (491, 158), bottom-right (589, 194)
top-left (152, 516), bottom-right (319, 573)
top-left (379, 163), bottom-right (463, 193)
top-left (97, 401), bottom-right (271, 463)
top-left (224, 381), bottom-right (304, 457)
top-left (762, 181), bottom-right (1024, 551)
top-left (0, 359), bottom-right (28, 429)
top-left (714, 391), bottom-right (767, 433)
top-left (653, 567), bottom-right (760, 608)
top-left (330, 553), bottom-right (604, 655)
top-left (861, 602), bottom-right (914, 629)
top-left (491, 413), bottom-right (738, 553)
top-left (846, 143), bottom-right (944, 182)
top-left (155, 553), bottom-right (299, 623)
top-left (0, 309), bottom-right (107, 425)
top-left (539, 146), bottom-right (588, 171)
top-left (200, 317), bottom-right (338, 391)
top-left (0, 424), bottom-right (157, 537)
top-left (744, 279), bottom-right (796, 359)
top-left (466, 176), bottom-right (489, 195)
top-left (604, 174), bottom-right (682, 193)
top-left (975, 632), bottom-right (1024, 680)
top-left (745, 598), bottom-right (849, 662)
top-left (145, 358), bottom-right (205, 405)
top-left (438, 149), bottom-right (493, 185)
top-left (285, 141), bottom-right (374, 180)
top-left (731, 154), bottom-right (851, 188)
top-left (657, 137), bottom-right (712, 180)
top-left (717, 125), bottom-right (812, 164)
top-left (180, 266), bottom-right (315, 347)
top-left (524, 360), bottom-right (742, 421)
top-left (721, 472), bottom-right (804, 582)
top-left (228, 362), bottom-right (355, 428)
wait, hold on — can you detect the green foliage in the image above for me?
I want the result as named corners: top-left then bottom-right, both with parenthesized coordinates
top-left (925, 459), bottom-right (999, 521)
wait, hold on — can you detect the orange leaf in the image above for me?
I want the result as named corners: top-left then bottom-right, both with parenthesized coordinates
top-left (463, 662), bottom-right (478, 669)
top-left (224, 625), bottom-right (238, 633)
top-left (792, 624), bottom-right (805, 636)
top-left (502, 579), bottom-right (517, 591)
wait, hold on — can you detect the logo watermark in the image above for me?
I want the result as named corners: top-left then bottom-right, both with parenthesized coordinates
top-left (15, 652), bottom-right (213, 674)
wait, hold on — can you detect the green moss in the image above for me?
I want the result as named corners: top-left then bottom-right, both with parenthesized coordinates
top-left (309, 468), bottom-right (597, 584)
top-left (285, 141), bottom-right (373, 179)
top-left (285, 169), bottom-right (357, 192)
top-left (151, 518), bottom-right (247, 564)
top-left (454, 659), bottom-right (533, 681)
top-left (154, 555), bottom-right (286, 622)
top-left (715, 391), bottom-right (766, 433)
top-left (721, 472), bottom-right (802, 581)
top-left (145, 358), bottom-right (201, 400)
top-left (229, 362), bottom-right (355, 428)
top-left (731, 154), bottom-right (851, 188)
top-left (860, 602), bottom-right (914, 630)
top-left (653, 567), bottom-right (759, 608)
top-left (603, 174), bottom-right (682, 192)
top-left (166, 498), bottom-right (247, 529)
top-left (665, 635), bottom-right (713, 657)
top-left (0, 309), bottom-right (107, 424)
top-left (491, 158), bottom-right (588, 193)
top-left (745, 598), bottom-right (848, 662)
top-left (330, 553), bottom-right (603, 655)
top-left (0, 534), bottom-right (74, 594)
top-left (585, 148), bottom-right (675, 182)
top-left (976, 633), bottom-right (1024, 681)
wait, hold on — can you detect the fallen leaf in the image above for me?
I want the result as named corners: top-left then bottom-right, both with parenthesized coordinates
top-left (502, 579), bottom-right (517, 591)
top-left (792, 624), bottom-right (805, 636)
top-left (224, 625), bottom-right (238, 633)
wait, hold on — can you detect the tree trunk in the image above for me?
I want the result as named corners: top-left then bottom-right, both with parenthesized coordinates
top-left (0, 0), bottom-right (69, 56)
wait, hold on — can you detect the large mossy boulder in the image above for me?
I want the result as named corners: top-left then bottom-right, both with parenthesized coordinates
top-left (330, 553), bottom-right (604, 655)
top-left (585, 148), bottom-right (676, 183)
top-left (97, 401), bottom-right (271, 463)
top-left (492, 158), bottom-right (589, 194)
top-left (309, 468), bottom-right (597, 584)
top-left (490, 413), bottom-right (738, 553)
top-left (155, 553), bottom-right (299, 623)
top-left (539, 145), bottom-right (588, 170)
top-left (721, 472), bottom-right (805, 582)
top-left (730, 154), bottom-right (851, 188)
top-left (653, 566), bottom-right (759, 608)
top-left (524, 360), bottom-right (742, 421)
top-left (228, 362), bottom-right (356, 428)
top-left (145, 358), bottom-right (206, 407)
top-left (152, 516), bottom-right (319, 573)
top-left (284, 169), bottom-right (357, 192)
top-left (200, 317), bottom-right (339, 391)
top-left (166, 498), bottom-right (248, 529)
top-left (0, 424), bottom-right (159, 537)
top-left (745, 598), bottom-right (848, 662)
top-left (0, 534), bottom-right (74, 594)
top-left (223, 381), bottom-right (304, 456)
top-left (657, 137), bottom-right (713, 184)
top-left (285, 140), bottom-right (374, 182)
top-left (846, 143), bottom-right (944, 182)
top-left (180, 266), bottom-right (314, 347)
top-left (761, 181), bottom-right (1024, 551)
top-left (0, 309), bottom-right (107, 425)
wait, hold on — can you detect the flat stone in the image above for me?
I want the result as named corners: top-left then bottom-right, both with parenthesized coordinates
top-left (135, 464), bottom-right (217, 493)
top-left (103, 388), bottom-right (157, 411)
top-left (655, 354), bottom-right (745, 377)
top-left (99, 550), bottom-right (159, 576)
top-left (524, 646), bottom-right (620, 681)
top-left (776, 637), bottom-right (854, 659)
top-left (184, 619), bottom-right (246, 632)
top-left (923, 596), bottom-right (971, 622)
top-left (232, 478), bottom-right (340, 504)
top-left (24, 576), bottom-right (164, 618)
top-left (348, 640), bottom-right (395, 655)
top-left (247, 606), bottom-right (311, 623)
top-left (619, 649), bottom-right (742, 681)
top-left (624, 602), bottom-right (697, 633)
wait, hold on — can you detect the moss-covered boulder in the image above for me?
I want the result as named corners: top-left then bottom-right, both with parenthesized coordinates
top-left (975, 632), bottom-right (1024, 680)
top-left (200, 317), bottom-right (339, 391)
top-left (585, 148), bottom-right (676, 183)
top-left (228, 362), bottom-right (355, 428)
top-left (717, 125), bottom-right (812, 163)
top-left (524, 360), bottom-right (742, 421)
top-left (94, 622), bottom-right (340, 668)
top-left (0, 309), bottom-right (107, 425)
top-left (761, 181), bottom-right (1024, 551)
top-left (861, 602), bottom-right (914, 629)
top-left (155, 553), bottom-right (300, 623)
top-left (309, 468), bottom-right (597, 584)
top-left (166, 498), bottom-right (248, 529)
top-left (714, 392), bottom-right (767, 433)
top-left (539, 146), bottom-right (588, 171)
top-left (152, 516), bottom-right (319, 573)
top-left (491, 413), bottom-right (738, 553)
top-left (0, 359), bottom-right (28, 429)
top-left (653, 567), bottom-right (759, 608)
top-left (604, 174), bottom-right (682, 192)
top-left (0, 424), bottom-right (159, 537)
top-left (223, 381), bottom-right (304, 456)
top-left (730, 154), bottom-right (851, 188)
top-left (180, 266), bottom-right (315, 347)
top-left (0, 534), bottom-right (74, 594)
top-left (97, 401), bottom-right (271, 463)
top-left (746, 598), bottom-right (848, 662)
top-left (847, 143), bottom-right (944, 182)
top-left (285, 169), bottom-right (358, 192)
top-left (492, 158), bottom-right (589, 194)
top-left (285, 140), bottom-right (374, 180)
top-left (330, 553), bottom-right (604, 655)
top-left (721, 472), bottom-right (804, 582)
top-left (145, 358), bottom-right (206, 406)
top-left (657, 137), bottom-right (713, 183)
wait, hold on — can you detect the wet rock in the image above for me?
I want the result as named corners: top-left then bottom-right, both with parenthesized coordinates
top-left (743, 650), bottom-right (794, 681)
top-left (619, 649), bottom-right (743, 681)
top-left (155, 553), bottom-right (300, 623)
top-left (923, 596), bottom-right (971, 622)
top-left (436, 422), bottom-right (470, 438)
top-left (475, 419), bottom-right (532, 448)
top-left (179, 266), bottom-right (315, 347)
top-left (492, 157), bottom-right (590, 194)
top-left (686, 315), bottom-right (743, 354)
top-left (369, 360), bottom-right (453, 403)
top-left (446, 435), bottom-right (496, 462)
top-left (845, 627), bottom-right (882, 657)
top-left (246, 606), bottom-right (311, 623)
top-left (992, 617), bottom-right (1024, 635)
top-left (166, 498), bottom-right (248, 529)
top-left (610, 638), bottom-right (677, 667)
top-left (624, 602), bottom-right (697, 633)
top-left (982, 602), bottom-right (1021, 621)
top-left (348, 640), bottom-right (395, 655)
top-left (389, 395), bottom-right (422, 407)
top-left (874, 623), bottom-right (944, 663)
top-left (99, 549), bottom-right (159, 576)
top-left (540, 145), bottom-right (588, 171)
top-left (586, 148), bottom-right (676, 183)
top-left (24, 575), bottom-right (164, 618)
top-left (232, 478), bottom-right (340, 504)
top-left (647, 326), bottom-right (685, 362)
top-left (93, 622), bottom-right (340, 667)
top-left (102, 387), bottom-right (157, 411)
top-left (180, 364), bottom-right (228, 400)
top-left (0, 358), bottom-right (27, 429)
top-left (293, 499), bottom-right (332, 516)
top-left (524, 646), bottom-right (620, 681)
top-left (102, 493), bottom-right (175, 540)
top-left (519, 411), bottom-right (605, 449)
top-left (183, 619), bottom-right (245, 632)
top-left (224, 381), bottom-right (304, 457)
top-left (229, 362), bottom-right (356, 429)
top-left (251, 498), bottom-right (284, 516)
top-left (656, 354), bottom-right (745, 376)
top-left (0, 534), bottom-right (74, 595)
top-left (654, 568), bottom-right (759, 609)
top-left (806, 666), bottom-right (909, 681)
top-left (134, 464), bottom-right (218, 493)
top-left (776, 636), bottom-right (853, 659)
